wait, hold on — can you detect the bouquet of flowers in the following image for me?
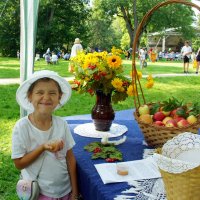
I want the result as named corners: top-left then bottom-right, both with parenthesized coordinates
top-left (70, 48), bottom-right (154, 104)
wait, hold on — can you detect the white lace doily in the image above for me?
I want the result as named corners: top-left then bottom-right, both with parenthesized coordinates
top-left (74, 123), bottom-right (128, 138)
top-left (162, 132), bottom-right (200, 162)
top-left (153, 153), bottom-right (199, 173)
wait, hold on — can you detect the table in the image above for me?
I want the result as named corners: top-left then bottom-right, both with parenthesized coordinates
top-left (64, 109), bottom-right (149, 200)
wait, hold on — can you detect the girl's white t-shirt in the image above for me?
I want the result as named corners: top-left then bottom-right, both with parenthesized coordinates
top-left (12, 115), bottom-right (75, 198)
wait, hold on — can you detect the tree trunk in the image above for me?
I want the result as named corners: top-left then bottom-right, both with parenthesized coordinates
top-left (120, 6), bottom-right (134, 48)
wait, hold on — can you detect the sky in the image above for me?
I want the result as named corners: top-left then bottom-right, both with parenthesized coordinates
top-left (192, 0), bottom-right (200, 15)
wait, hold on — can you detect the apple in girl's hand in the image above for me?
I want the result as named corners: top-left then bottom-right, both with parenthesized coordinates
top-left (138, 105), bottom-right (150, 116)
top-left (187, 115), bottom-right (198, 124)
top-left (47, 139), bottom-right (64, 152)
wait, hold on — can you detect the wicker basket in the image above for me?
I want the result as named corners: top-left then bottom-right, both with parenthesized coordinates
top-left (134, 111), bottom-right (200, 147)
top-left (132, 0), bottom-right (200, 147)
top-left (156, 148), bottom-right (200, 200)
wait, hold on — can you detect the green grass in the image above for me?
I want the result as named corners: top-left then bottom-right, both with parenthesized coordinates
top-left (0, 57), bottom-right (73, 78)
top-left (0, 56), bottom-right (200, 199)
top-left (0, 57), bottom-right (196, 79)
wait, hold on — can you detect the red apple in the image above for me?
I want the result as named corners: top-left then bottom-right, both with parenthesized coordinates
top-left (165, 119), bottom-right (178, 127)
top-left (153, 112), bottom-right (166, 121)
top-left (187, 115), bottom-right (198, 125)
top-left (138, 105), bottom-right (150, 116)
top-left (154, 121), bottom-right (165, 126)
top-left (170, 109), bottom-right (178, 117)
top-left (174, 116), bottom-right (185, 123)
top-left (177, 119), bottom-right (190, 128)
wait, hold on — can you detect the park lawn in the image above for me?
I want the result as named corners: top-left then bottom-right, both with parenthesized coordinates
top-left (0, 57), bottom-right (72, 78)
top-left (0, 57), bottom-right (200, 199)
top-left (0, 56), bottom-right (197, 79)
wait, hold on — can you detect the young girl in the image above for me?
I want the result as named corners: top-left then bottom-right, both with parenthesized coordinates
top-left (196, 48), bottom-right (200, 74)
top-left (12, 70), bottom-right (79, 200)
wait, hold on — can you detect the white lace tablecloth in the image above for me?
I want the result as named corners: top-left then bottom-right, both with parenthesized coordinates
top-left (74, 123), bottom-right (128, 138)
top-left (115, 149), bottom-right (167, 200)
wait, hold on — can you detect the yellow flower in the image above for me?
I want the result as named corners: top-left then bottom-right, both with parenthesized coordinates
top-left (127, 85), bottom-right (137, 96)
top-left (111, 46), bottom-right (123, 55)
top-left (147, 74), bottom-right (153, 81)
top-left (107, 55), bottom-right (122, 69)
top-left (111, 78), bottom-right (123, 89)
top-left (146, 80), bottom-right (154, 88)
top-left (130, 70), bottom-right (142, 79)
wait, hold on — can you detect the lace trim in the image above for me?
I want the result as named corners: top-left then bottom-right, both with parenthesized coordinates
top-left (114, 178), bottom-right (166, 200)
top-left (153, 153), bottom-right (199, 173)
top-left (162, 132), bottom-right (200, 159)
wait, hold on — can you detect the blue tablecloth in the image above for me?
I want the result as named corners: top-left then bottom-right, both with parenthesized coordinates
top-left (65, 109), bottom-right (148, 200)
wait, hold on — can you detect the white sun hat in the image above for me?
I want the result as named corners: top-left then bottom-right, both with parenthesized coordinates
top-left (16, 70), bottom-right (72, 112)
top-left (74, 38), bottom-right (81, 44)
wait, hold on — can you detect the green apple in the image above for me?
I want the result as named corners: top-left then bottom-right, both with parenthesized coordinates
top-left (138, 105), bottom-right (150, 116)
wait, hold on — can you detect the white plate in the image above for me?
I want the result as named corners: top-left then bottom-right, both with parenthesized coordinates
top-left (74, 123), bottom-right (128, 138)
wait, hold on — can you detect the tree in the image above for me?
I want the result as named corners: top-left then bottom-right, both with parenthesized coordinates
top-left (86, 0), bottom-right (121, 51)
top-left (0, 0), bottom-right (91, 56)
top-left (96, 0), bottom-right (196, 48)
top-left (0, 0), bottom-right (20, 56)
top-left (36, 0), bottom-right (90, 54)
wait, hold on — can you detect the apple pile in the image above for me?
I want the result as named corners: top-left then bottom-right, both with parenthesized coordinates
top-left (137, 97), bottom-right (200, 128)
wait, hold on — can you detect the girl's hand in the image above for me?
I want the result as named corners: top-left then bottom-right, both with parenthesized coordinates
top-left (70, 193), bottom-right (81, 200)
top-left (44, 139), bottom-right (64, 152)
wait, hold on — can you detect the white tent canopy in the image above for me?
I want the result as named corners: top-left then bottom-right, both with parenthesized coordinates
top-left (20, 0), bottom-right (39, 117)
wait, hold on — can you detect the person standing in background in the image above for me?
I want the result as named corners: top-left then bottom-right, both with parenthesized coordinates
top-left (46, 48), bottom-right (51, 55)
top-left (196, 48), bottom-right (200, 74)
top-left (70, 38), bottom-right (83, 58)
top-left (181, 41), bottom-right (192, 73)
top-left (17, 50), bottom-right (20, 59)
top-left (139, 47), bottom-right (146, 69)
top-left (69, 38), bottom-right (83, 72)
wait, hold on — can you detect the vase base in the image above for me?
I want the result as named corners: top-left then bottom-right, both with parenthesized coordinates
top-left (93, 119), bottom-right (113, 131)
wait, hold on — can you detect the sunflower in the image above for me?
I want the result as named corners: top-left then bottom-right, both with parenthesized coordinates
top-left (111, 78), bottom-right (123, 89)
top-left (107, 55), bottom-right (122, 69)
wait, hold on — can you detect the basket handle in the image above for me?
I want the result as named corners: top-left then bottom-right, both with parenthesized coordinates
top-left (132, 0), bottom-right (200, 108)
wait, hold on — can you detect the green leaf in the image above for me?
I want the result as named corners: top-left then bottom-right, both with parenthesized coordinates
top-left (84, 142), bottom-right (123, 161)
top-left (84, 142), bottom-right (101, 152)
top-left (150, 103), bottom-right (160, 115)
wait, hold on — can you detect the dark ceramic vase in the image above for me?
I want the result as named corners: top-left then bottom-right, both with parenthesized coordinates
top-left (91, 90), bottom-right (115, 131)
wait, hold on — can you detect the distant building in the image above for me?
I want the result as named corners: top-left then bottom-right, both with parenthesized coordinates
top-left (147, 28), bottom-right (184, 52)
top-left (148, 27), bottom-right (200, 52)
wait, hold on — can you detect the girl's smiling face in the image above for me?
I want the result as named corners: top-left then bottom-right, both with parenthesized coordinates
top-left (28, 79), bottom-right (62, 114)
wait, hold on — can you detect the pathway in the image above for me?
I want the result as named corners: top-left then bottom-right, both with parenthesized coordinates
top-left (0, 73), bottom-right (199, 85)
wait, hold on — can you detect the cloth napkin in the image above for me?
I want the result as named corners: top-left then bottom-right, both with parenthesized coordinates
top-left (94, 157), bottom-right (161, 184)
